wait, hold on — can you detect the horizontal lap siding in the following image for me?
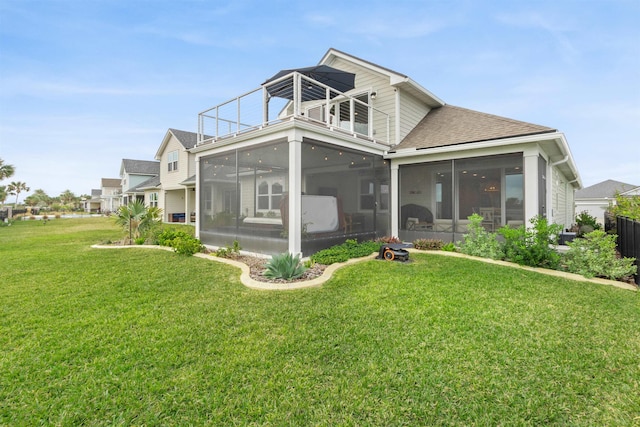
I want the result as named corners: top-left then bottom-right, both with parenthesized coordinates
top-left (161, 137), bottom-right (190, 189)
top-left (399, 90), bottom-right (430, 143)
top-left (326, 58), bottom-right (398, 145)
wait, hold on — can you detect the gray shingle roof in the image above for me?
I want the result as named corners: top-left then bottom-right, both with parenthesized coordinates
top-left (101, 178), bottom-right (121, 188)
top-left (180, 175), bottom-right (196, 185)
top-left (122, 159), bottom-right (160, 175)
top-left (169, 128), bottom-right (198, 150)
top-left (575, 179), bottom-right (638, 199)
top-left (132, 175), bottom-right (160, 191)
top-left (394, 105), bottom-right (556, 150)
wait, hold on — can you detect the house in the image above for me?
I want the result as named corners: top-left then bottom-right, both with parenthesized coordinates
top-left (152, 128), bottom-right (198, 223)
top-left (190, 48), bottom-right (582, 256)
top-left (119, 159), bottom-right (160, 205)
top-left (83, 189), bottom-right (102, 213)
top-left (575, 179), bottom-right (638, 224)
top-left (99, 178), bottom-right (122, 213)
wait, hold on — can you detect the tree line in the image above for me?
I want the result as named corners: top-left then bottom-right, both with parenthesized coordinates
top-left (0, 158), bottom-right (89, 211)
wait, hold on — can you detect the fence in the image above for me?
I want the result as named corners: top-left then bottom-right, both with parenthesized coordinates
top-left (616, 216), bottom-right (640, 285)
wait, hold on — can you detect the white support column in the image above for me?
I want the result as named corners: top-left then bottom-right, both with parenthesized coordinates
top-left (184, 187), bottom-right (190, 224)
top-left (523, 153), bottom-right (539, 225)
top-left (288, 134), bottom-right (302, 255)
top-left (195, 157), bottom-right (200, 238)
top-left (390, 162), bottom-right (399, 238)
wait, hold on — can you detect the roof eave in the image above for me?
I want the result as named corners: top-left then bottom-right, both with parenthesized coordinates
top-left (386, 132), bottom-right (582, 188)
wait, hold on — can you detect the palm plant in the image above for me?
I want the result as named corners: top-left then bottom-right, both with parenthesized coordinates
top-left (113, 200), bottom-right (162, 244)
top-left (7, 181), bottom-right (30, 206)
top-left (0, 159), bottom-right (15, 181)
top-left (0, 186), bottom-right (7, 208)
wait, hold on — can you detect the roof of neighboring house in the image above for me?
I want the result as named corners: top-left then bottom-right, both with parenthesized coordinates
top-left (155, 128), bottom-right (199, 159)
top-left (134, 175), bottom-right (161, 191)
top-left (180, 175), bottom-right (196, 186)
top-left (622, 186), bottom-right (640, 196)
top-left (91, 189), bottom-right (101, 197)
top-left (101, 178), bottom-right (121, 188)
top-left (395, 105), bottom-right (556, 150)
top-left (121, 159), bottom-right (160, 176)
top-left (575, 179), bottom-right (638, 199)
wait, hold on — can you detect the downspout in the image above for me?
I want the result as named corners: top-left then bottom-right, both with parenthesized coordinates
top-left (550, 155), bottom-right (569, 167)
top-left (394, 89), bottom-right (401, 146)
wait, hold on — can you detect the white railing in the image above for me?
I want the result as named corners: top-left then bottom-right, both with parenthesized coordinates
top-left (197, 72), bottom-right (391, 146)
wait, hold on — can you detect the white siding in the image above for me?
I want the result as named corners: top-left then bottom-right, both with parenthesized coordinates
top-left (160, 136), bottom-right (189, 189)
top-left (325, 57), bottom-right (399, 145)
top-left (398, 90), bottom-right (430, 142)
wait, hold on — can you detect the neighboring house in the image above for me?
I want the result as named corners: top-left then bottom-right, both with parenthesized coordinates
top-left (99, 178), bottom-right (122, 213)
top-left (153, 128), bottom-right (198, 223)
top-left (190, 48), bottom-right (582, 256)
top-left (119, 159), bottom-right (160, 205)
top-left (83, 189), bottom-right (102, 213)
top-left (575, 179), bottom-right (638, 224)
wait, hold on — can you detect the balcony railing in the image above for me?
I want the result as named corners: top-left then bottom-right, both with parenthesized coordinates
top-left (197, 72), bottom-right (391, 146)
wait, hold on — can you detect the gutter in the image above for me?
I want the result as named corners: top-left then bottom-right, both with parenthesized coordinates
top-left (550, 155), bottom-right (569, 167)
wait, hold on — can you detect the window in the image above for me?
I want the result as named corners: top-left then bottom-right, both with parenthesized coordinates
top-left (149, 192), bottom-right (158, 207)
top-left (203, 187), bottom-right (212, 211)
top-left (256, 177), bottom-right (285, 212)
top-left (167, 150), bottom-right (179, 172)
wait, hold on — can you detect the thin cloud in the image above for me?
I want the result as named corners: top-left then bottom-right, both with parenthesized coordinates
top-left (495, 11), bottom-right (580, 61)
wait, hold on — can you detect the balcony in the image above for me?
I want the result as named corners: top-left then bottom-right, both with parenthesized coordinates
top-left (197, 71), bottom-right (391, 147)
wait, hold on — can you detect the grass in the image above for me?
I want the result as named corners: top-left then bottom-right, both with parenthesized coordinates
top-left (1, 217), bottom-right (639, 425)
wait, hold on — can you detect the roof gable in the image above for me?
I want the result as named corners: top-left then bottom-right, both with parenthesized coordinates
top-left (394, 105), bottom-right (556, 150)
top-left (575, 179), bottom-right (638, 199)
top-left (320, 48), bottom-right (444, 108)
top-left (155, 128), bottom-right (199, 159)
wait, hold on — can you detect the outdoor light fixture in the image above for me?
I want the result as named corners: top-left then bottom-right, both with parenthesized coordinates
top-left (370, 91), bottom-right (377, 100)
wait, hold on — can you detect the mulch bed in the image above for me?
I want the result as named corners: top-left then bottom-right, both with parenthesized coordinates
top-left (218, 254), bottom-right (328, 284)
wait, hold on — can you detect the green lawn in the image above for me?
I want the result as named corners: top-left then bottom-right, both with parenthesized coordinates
top-left (1, 217), bottom-right (639, 426)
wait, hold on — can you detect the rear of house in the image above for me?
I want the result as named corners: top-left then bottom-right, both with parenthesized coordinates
top-left (190, 48), bottom-right (581, 256)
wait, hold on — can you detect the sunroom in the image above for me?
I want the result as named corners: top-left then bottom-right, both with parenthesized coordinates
top-left (193, 68), bottom-right (393, 256)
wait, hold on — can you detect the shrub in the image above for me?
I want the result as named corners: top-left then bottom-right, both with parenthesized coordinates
top-left (264, 252), bottom-right (307, 280)
top-left (173, 235), bottom-right (204, 256)
top-left (564, 229), bottom-right (637, 280)
top-left (575, 210), bottom-right (601, 236)
top-left (442, 242), bottom-right (457, 252)
top-left (609, 193), bottom-right (640, 221)
top-left (498, 215), bottom-right (562, 269)
top-left (458, 214), bottom-right (503, 260)
top-left (215, 240), bottom-right (241, 258)
top-left (155, 228), bottom-right (193, 247)
top-left (310, 239), bottom-right (381, 265)
top-left (413, 238), bottom-right (444, 250)
top-left (134, 237), bottom-right (146, 245)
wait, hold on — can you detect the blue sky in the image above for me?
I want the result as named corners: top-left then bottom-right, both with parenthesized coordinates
top-left (1, 0), bottom-right (639, 200)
